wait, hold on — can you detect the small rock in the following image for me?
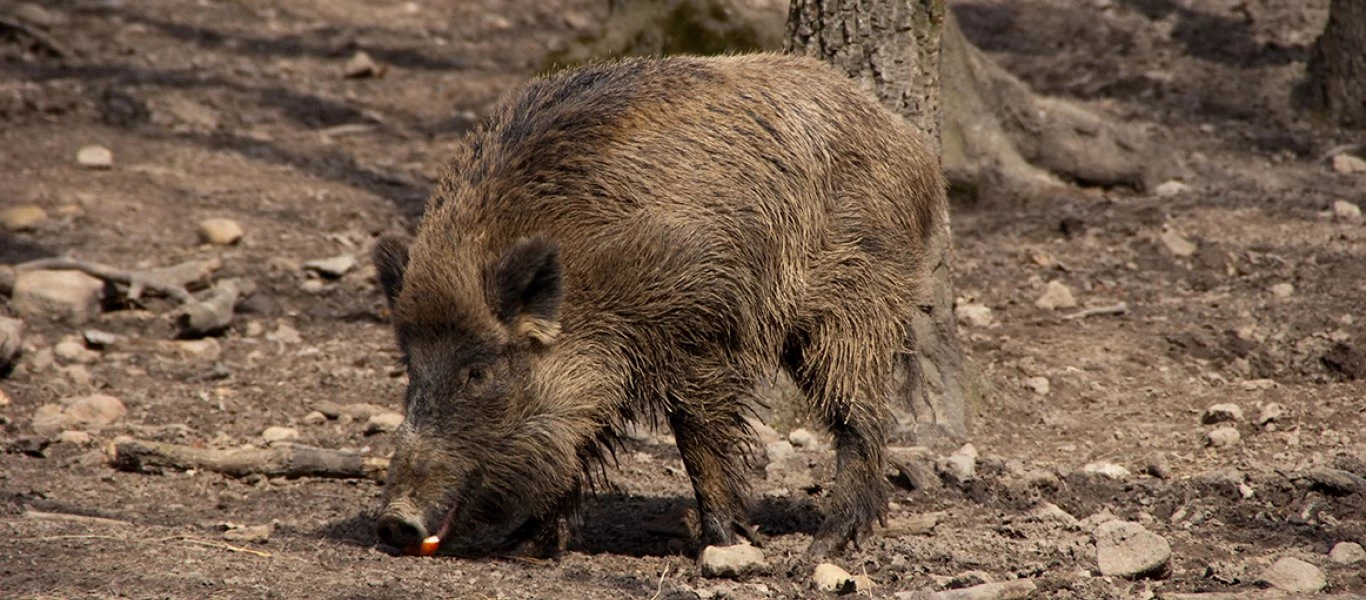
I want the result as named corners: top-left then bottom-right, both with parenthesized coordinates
top-left (303, 254), bottom-right (356, 278)
top-left (747, 418), bottom-right (780, 445)
top-left (1034, 280), bottom-right (1077, 310)
top-left (60, 364), bottom-right (93, 387)
top-left (12, 3), bottom-right (68, 27)
top-left (1332, 153), bottom-right (1366, 175)
top-left (31, 403), bottom-right (72, 436)
top-left (955, 303), bottom-right (994, 328)
top-left (941, 443), bottom-right (978, 483)
top-left (765, 440), bottom-right (795, 462)
top-left (0, 317), bottom-right (24, 372)
top-left (302, 411), bottom-right (328, 426)
top-left (1201, 403), bottom-right (1243, 425)
top-left (903, 580), bottom-right (1038, 600)
top-left (56, 430), bottom-right (92, 445)
top-left (198, 218), bottom-right (244, 245)
top-left (267, 324), bottom-right (302, 344)
top-left (261, 426), bottom-right (299, 443)
top-left (1082, 461), bottom-right (1130, 480)
top-left (244, 321), bottom-right (265, 337)
top-left (1257, 556), bottom-right (1325, 593)
top-left (812, 563), bottom-right (855, 593)
top-left (885, 513), bottom-right (941, 537)
top-left (1206, 426), bottom-right (1240, 448)
top-left (1332, 199), bottom-right (1363, 222)
top-left (54, 338), bottom-right (100, 364)
top-left (300, 279), bottom-right (327, 294)
top-left (1329, 541), bottom-right (1365, 565)
top-left (1258, 402), bottom-right (1285, 425)
top-left (82, 329), bottom-right (118, 348)
top-left (223, 524), bottom-right (273, 544)
top-left (365, 412), bottom-right (404, 434)
top-left (1154, 180), bottom-right (1190, 197)
top-left (1269, 282), bottom-right (1294, 298)
top-left (330, 402), bottom-right (390, 420)
top-left (1094, 520), bottom-right (1171, 579)
top-left (1023, 376), bottom-right (1050, 396)
top-left (51, 394), bottom-right (127, 433)
top-left (698, 543), bottom-right (768, 579)
top-left (1158, 228), bottom-right (1197, 258)
top-left (11, 270), bottom-right (106, 324)
top-left (788, 428), bottom-right (818, 449)
top-left (1030, 502), bottom-right (1079, 527)
top-left (0, 205), bottom-right (48, 231)
top-left (162, 339), bottom-right (222, 361)
top-left (1144, 454), bottom-right (1171, 479)
top-left (343, 51), bottom-right (382, 78)
top-left (76, 145), bottom-right (114, 169)
top-left (0, 388), bottom-right (10, 407)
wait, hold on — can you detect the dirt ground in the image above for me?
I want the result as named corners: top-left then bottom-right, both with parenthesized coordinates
top-left (3, 0), bottom-right (1365, 598)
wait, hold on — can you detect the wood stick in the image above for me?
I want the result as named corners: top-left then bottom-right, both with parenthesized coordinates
top-left (112, 440), bottom-right (389, 480)
top-left (1062, 302), bottom-right (1129, 320)
top-left (16, 258), bottom-right (220, 304)
top-left (22, 509), bottom-right (132, 527)
top-left (173, 277), bottom-right (255, 337)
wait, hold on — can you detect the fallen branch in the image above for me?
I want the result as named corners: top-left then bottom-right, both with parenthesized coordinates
top-left (16, 257), bottom-right (221, 304)
top-left (112, 440), bottom-right (389, 481)
top-left (1062, 302), bottom-right (1129, 320)
top-left (172, 277), bottom-right (256, 338)
top-left (0, 14), bottom-right (73, 58)
top-left (23, 509), bottom-right (132, 527)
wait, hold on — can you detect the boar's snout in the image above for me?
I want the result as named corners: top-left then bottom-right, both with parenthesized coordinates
top-left (376, 506), bottom-right (428, 549)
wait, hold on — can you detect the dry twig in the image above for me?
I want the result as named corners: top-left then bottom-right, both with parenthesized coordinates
top-left (15, 257), bottom-right (221, 304)
top-left (113, 439), bottom-right (390, 480)
top-left (1062, 302), bottom-right (1129, 320)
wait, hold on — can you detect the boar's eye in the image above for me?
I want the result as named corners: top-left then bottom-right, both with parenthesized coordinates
top-left (466, 366), bottom-right (487, 386)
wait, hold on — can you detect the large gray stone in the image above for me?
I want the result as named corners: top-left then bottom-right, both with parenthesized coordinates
top-left (11, 270), bottom-right (105, 324)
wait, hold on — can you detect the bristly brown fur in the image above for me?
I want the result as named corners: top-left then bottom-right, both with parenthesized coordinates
top-left (375, 52), bottom-right (948, 558)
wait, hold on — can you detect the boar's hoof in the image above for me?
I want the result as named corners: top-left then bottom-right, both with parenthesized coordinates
top-left (500, 515), bottom-right (571, 559)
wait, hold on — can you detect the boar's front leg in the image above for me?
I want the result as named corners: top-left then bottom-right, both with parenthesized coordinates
top-left (665, 364), bottom-right (761, 549)
top-left (499, 491), bottom-right (577, 558)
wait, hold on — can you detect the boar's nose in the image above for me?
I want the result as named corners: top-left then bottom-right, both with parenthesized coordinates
top-left (376, 512), bottom-right (428, 549)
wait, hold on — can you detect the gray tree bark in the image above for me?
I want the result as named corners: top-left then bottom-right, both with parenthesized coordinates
top-left (788, 0), bottom-right (976, 448)
top-left (1305, 0), bottom-right (1366, 127)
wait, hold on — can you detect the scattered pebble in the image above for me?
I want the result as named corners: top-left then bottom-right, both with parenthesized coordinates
top-left (747, 418), bottom-right (780, 444)
top-left (788, 428), bottom-right (817, 449)
top-left (365, 412), bottom-right (404, 434)
top-left (300, 279), bottom-right (327, 294)
top-left (895, 579), bottom-right (1037, 600)
top-left (1257, 556), bottom-right (1325, 593)
top-left (1206, 426), bottom-right (1240, 448)
top-left (0, 388), bottom-right (10, 407)
top-left (302, 411), bottom-right (328, 426)
top-left (56, 430), bottom-right (92, 445)
top-left (223, 524), bottom-right (273, 544)
top-left (344, 51), bottom-right (382, 78)
top-left (955, 303), bottom-right (994, 328)
top-left (303, 254), bottom-right (356, 279)
top-left (1082, 461), bottom-right (1131, 481)
top-left (1201, 403), bottom-right (1243, 425)
top-left (0, 317), bottom-right (24, 372)
top-left (83, 329), bottom-right (118, 348)
top-left (1331, 153), bottom-right (1366, 175)
top-left (34, 394), bottom-right (127, 435)
top-left (76, 145), bottom-right (114, 169)
top-left (1030, 502), bottom-right (1079, 528)
top-left (698, 543), bottom-right (767, 579)
top-left (31, 404), bottom-right (70, 436)
top-left (1154, 180), bottom-right (1191, 197)
top-left (1269, 282), bottom-right (1294, 298)
top-left (1093, 520), bottom-right (1171, 579)
top-left (1158, 228), bottom-right (1197, 258)
top-left (1258, 403), bottom-right (1285, 425)
top-left (267, 324), bottom-right (302, 345)
top-left (1144, 454), bottom-right (1172, 479)
top-left (941, 443), bottom-right (978, 483)
top-left (161, 339), bottom-right (222, 361)
top-left (198, 218), bottom-right (244, 245)
top-left (11, 270), bottom-right (106, 324)
top-left (261, 426), bottom-right (299, 443)
top-left (1023, 376), bottom-right (1050, 396)
top-left (1332, 199), bottom-right (1363, 222)
top-left (54, 337), bottom-right (100, 364)
top-left (1329, 541), bottom-right (1365, 565)
top-left (885, 513), bottom-right (941, 537)
top-left (0, 205), bottom-right (48, 231)
top-left (765, 440), bottom-right (795, 462)
top-left (812, 562), bottom-right (859, 593)
top-left (1034, 280), bottom-right (1077, 310)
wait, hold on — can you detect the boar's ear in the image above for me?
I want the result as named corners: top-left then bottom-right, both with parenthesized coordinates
top-left (373, 235), bottom-right (410, 307)
top-left (492, 236), bottom-right (562, 346)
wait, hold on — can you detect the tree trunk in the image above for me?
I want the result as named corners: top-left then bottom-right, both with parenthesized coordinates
top-left (1304, 0), bottom-right (1366, 127)
top-left (788, 0), bottom-right (976, 448)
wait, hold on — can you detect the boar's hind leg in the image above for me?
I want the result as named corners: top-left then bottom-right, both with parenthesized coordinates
top-left (665, 363), bottom-right (760, 549)
top-left (783, 323), bottom-right (893, 558)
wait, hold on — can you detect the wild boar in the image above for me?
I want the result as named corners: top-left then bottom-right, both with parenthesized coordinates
top-left (373, 52), bottom-right (947, 558)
